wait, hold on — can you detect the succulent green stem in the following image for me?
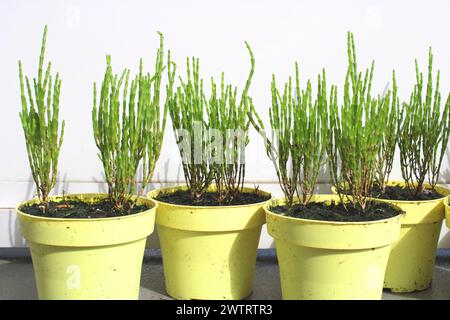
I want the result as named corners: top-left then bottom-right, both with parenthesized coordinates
top-left (19, 25), bottom-right (65, 213)
top-left (92, 32), bottom-right (175, 210)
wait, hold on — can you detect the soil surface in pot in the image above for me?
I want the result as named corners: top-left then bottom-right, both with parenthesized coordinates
top-left (271, 200), bottom-right (402, 222)
top-left (370, 185), bottom-right (443, 201)
top-left (155, 189), bottom-right (270, 206)
top-left (19, 199), bottom-right (150, 218)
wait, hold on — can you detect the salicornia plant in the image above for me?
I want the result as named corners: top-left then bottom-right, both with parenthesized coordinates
top-left (397, 48), bottom-right (450, 196)
top-left (92, 32), bottom-right (175, 210)
top-left (374, 72), bottom-right (399, 193)
top-left (208, 43), bottom-right (255, 203)
top-left (168, 56), bottom-right (215, 203)
top-left (328, 32), bottom-right (393, 212)
top-left (19, 25), bottom-right (65, 212)
top-left (249, 63), bottom-right (329, 207)
top-left (168, 43), bottom-right (255, 204)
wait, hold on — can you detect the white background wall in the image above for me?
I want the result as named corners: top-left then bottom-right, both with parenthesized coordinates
top-left (2, 0), bottom-right (450, 248)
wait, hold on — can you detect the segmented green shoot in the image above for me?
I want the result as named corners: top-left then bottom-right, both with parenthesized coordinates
top-left (168, 43), bottom-right (255, 204)
top-left (249, 63), bottom-right (329, 207)
top-left (19, 25), bottom-right (65, 212)
top-left (398, 48), bottom-right (450, 195)
top-left (92, 32), bottom-right (175, 210)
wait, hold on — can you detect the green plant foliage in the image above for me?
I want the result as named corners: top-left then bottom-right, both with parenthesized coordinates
top-left (328, 32), bottom-right (394, 212)
top-left (92, 32), bottom-right (175, 210)
top-left (397, 48), bottom-right (450, 195)
top-left (168, 56), bottom-right (214, 203)
top-left (375, 72), bottom-right (399, 192)
top-left (168, 43), bottom-right (255, 204)
top-left (19, 25), bottom-right (65, 212)
top-left (208, 43), bottom-right (255, 203)
top-left (249, 63), bottom-right (329, 207)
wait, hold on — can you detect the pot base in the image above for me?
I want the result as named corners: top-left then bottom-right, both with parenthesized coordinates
top-left (275, 239), bottom-right (392, 300)
top-left (29, 239), bottom-right (147, 299)
top-left (383, 220), bottom-right (443, 293)
top-left (158, 225), bottom-right (262, 300)
top-left (387, 282), bottom-right (431, 293)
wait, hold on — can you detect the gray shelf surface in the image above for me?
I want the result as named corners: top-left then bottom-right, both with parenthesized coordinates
top-left (1, 248), bottom-right (449, 300)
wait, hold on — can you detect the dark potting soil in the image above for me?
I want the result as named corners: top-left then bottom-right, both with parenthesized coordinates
top-left (371, 185), bottom-right (443, 201)
top-left (155, 189), bottom-right (270, 206)
top-left (270, 200), bottom-right (403, 222)
top-left (19, 199), bottom-right (150, 219)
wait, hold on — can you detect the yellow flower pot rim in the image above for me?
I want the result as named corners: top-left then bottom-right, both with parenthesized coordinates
top-left (16, 193), bottom-right (156, 222)
top-left (147, 185), bottom-right (272, 210)
top-left (330, 181), bottom-right (449, 205)
top-left (265, 195), bottom-right (404, 226)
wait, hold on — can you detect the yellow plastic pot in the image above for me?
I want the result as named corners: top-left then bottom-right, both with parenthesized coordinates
top-left (17, 194), bottom-right (156, 300)
top-left (367, 182), bottom-right (449, 293)
top-left (265, 195), bottom-right (403, 300)
top-left (148, 186), bottom-right (271, 300)
top-left (444, 197), bottom-right (450, 228)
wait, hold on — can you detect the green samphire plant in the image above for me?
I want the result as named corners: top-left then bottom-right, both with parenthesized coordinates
top-left (374, 71), bottom-right (399, 193)
top-left (397, 47), bottom-right (450, 196)
top-left (328, 32), bottom-right (398, 212)
top-left (167, 56), bottom-right (215, 203)
top-left (249, 63), bottom-right (329, 207)
top-left (153, 43), bottom-right (269, 301)
top-left (92, 32), bottom-right (175, 211)
top-left (260, 33), bottom-right (405, 301)
top-left (16, 28), bottom-right (164, 301)
top-left (167, 42), bottom-right (255, 204)
top-left (208, 43), bottom-right (255, 203)
top-left (18, 25), bottom-right (65, 212)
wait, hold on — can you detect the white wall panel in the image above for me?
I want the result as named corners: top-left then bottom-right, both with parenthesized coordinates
top-left (1, 0), bottom-right (450, 247)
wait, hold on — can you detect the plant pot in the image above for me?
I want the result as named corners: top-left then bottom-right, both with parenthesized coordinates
top-left (265, 195), bottom-right (403, 300)
top-left (147, 186), bottom-right (271, 300)
top-left (444, 197), bottom-right (450, 228)
top-left (367, 182), bottom-right (449, 293)
top-left (17, 193), bottom-right (156, 300)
